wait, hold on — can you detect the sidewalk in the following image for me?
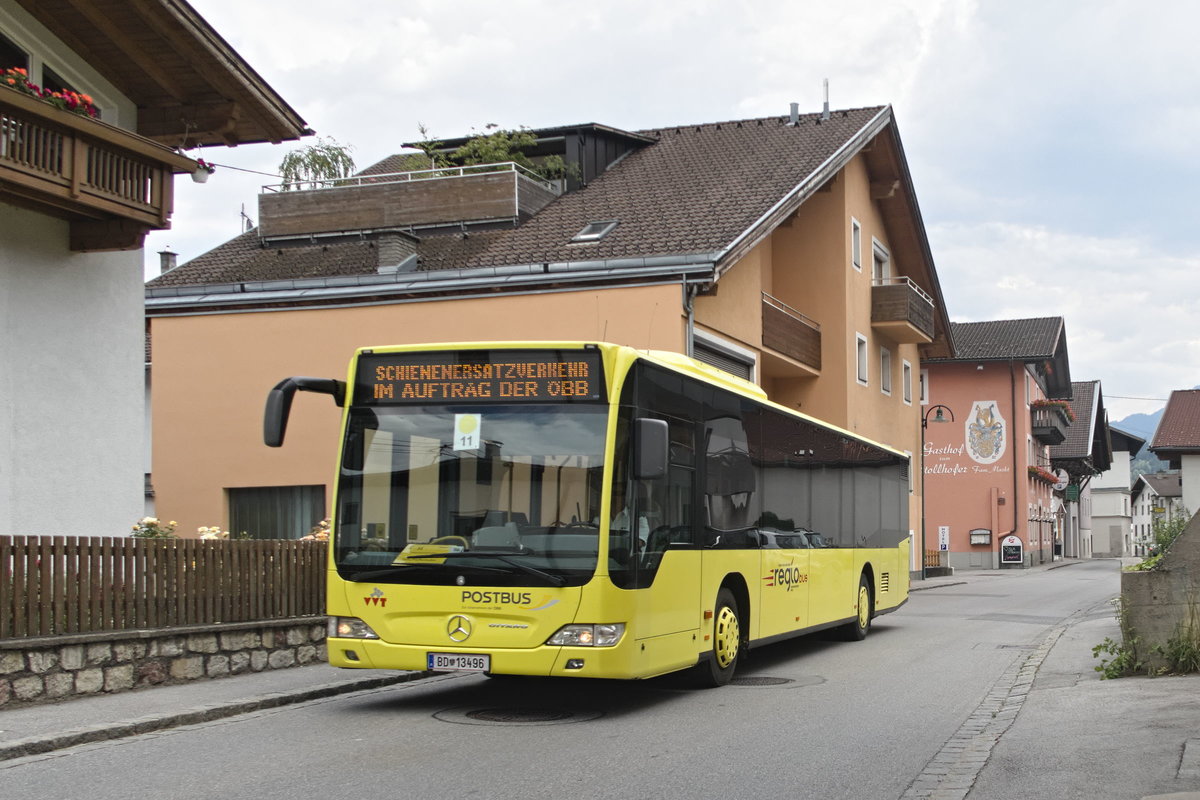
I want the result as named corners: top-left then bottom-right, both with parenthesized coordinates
top-left (0, 663), bottom-right (422, 761)
top-left (911, 556), bottom-right (1200, 800)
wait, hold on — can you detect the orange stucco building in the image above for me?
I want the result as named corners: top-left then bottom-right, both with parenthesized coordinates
top-left (146, 106), bottom-right (953, 576)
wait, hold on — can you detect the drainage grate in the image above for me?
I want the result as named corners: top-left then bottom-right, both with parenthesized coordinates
top-left (434, 706), bottom-right (603, 726)
top-left (729, 675), bottom-right (794, 687)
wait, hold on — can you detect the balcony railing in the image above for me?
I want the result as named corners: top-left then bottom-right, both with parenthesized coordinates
top-left (871, 276), bottom-right (935, 343)
top-left (1031, 404), bottom-right (1071, 445)
top-left (761, 292), bottom-right (821, 372)
top-left (0, 87), bottom-right (194, 250)
top-left (257, 161), bottom-right (563, 239)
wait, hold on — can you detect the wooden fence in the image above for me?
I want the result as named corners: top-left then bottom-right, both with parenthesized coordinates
top-left (0, 536), bottom-right (327, 639)
top-left (924, 549), bottom-right (947, 568)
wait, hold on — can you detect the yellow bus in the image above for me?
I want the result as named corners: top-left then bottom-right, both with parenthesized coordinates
top-left (264, 342), bottom-right (910, 686)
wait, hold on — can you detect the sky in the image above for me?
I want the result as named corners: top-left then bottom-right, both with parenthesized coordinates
top-left (144, 0), bottom-right (1200, 423)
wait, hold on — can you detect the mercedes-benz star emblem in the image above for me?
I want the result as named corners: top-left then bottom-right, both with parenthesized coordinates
top-left (447, 615), bottom-right (472, 642)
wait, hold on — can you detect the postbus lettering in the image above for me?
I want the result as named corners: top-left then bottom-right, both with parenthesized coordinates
top-left (461, 590), bottom-right (534, 605)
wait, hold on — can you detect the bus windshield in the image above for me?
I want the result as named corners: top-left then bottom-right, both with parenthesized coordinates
top-left (334, 403), bottom-right (609, 586)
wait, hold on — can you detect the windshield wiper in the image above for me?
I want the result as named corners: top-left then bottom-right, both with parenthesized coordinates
top-left (350, 562), bottom-right (508, 583)
top-left (405, 551), bottom-right (567, 587)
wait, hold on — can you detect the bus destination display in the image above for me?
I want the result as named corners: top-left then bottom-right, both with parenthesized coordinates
top-left (357, 350), bottom-right (604, 404)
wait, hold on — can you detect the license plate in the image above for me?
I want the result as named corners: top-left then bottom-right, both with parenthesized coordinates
top-left (427, 652), bottom-right (490, 672)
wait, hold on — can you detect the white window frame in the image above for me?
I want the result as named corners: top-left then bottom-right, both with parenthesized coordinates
top-left (902, 359), bottom-right (913, 405)
top-left (880, 346), bottom-right (892, 395)
top-left (871, 238), bottom-right (890, 283)
top-left (856, 333), bottom-right (869, 386)
top-left (919, 368), bottom-right (929, 405)
top-left (851, 218), bottom-right (862, 271)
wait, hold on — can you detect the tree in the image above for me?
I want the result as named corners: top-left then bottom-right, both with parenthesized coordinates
top-left (415, 123), bottom-right (578, 182)
top-left (278, 137), bottom-right (356, 189)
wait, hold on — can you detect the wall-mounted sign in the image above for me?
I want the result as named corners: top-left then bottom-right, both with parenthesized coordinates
top-left (1000, 534), bottom-right (1024, 564)
top-left (970, 528), bottom-right (992, 545)
top-left (967, 401), bottom-right (1007, 465)
top-left (938, 526), bottom-right (949, 551)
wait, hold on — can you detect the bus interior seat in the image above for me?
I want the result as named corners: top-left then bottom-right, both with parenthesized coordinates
top-left (473, 523), bottom-right (521, 549)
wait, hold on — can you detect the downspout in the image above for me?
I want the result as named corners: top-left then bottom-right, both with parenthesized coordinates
top-left (683, 282), bottom-right (698, 358)
top-left (1004, 359), bottom-right (1020, 568)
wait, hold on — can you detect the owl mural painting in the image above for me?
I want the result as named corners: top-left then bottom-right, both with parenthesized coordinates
top-left (966, 401), bottom-right (1006, 464)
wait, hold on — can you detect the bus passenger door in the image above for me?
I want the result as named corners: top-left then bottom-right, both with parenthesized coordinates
top-left (758, 534), bottom-right (810, 638)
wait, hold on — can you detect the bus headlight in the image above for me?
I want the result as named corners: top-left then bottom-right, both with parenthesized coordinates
top-left (546, 623), bottom-right (625, 647)
top-left (328, 616), bottom-right (380, 639)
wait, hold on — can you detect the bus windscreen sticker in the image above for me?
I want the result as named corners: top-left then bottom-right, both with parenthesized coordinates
top-left (358, 350), bottom-right (604, 404)
top-left (454, 414), bottom-right (481, 450)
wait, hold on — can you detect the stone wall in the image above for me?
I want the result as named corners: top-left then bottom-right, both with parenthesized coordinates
top-left (1123, 512), bottom-right (1200, 672)
top-left (0, 618), bottom-right (326, 708)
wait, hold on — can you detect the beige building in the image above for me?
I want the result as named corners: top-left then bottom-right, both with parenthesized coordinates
top-left (146, 106), bottom-right (953, 574)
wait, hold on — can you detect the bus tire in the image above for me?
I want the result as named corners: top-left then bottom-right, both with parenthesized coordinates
top-left (839, 573), bottom-right (873, 641)
top-left (692, 587), bottom-right (741, 687)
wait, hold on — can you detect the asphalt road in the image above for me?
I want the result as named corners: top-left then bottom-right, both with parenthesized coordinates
top-left (0, 561), bottom-right (1123, 800)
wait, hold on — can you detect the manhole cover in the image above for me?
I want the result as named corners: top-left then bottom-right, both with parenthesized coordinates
top-left (434, 707), bottom-right (603, 726)
top-left (730, 675), bottom-right (794, 686)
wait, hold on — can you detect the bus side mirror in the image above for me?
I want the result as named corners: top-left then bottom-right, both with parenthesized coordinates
top-left (264, 377), bottom-right (346, 447)
top-left (634, 418), bottom-right (669, 480)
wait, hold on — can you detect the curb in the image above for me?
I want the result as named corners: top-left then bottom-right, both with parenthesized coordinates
top-left (0, 671), bottom-right (424, 762)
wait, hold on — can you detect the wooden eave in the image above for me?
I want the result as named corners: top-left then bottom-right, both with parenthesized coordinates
top-left (14, 0), bottom-right (310, 148)
top-left (861, 120), bottom-right (954, 360)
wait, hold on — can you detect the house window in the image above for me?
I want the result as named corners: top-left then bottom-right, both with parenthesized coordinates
top-left (228, 485), bottom-right (325, 540)
top-left (872, 239), bottom-right (890, 283)
top-left (919, 368), bottom-right (929, 405)
top-left (692, 332), bottom-right (756, 381)
top-left (851, 218), bottom-right (862, 271)
top-left (856, 333), bottom-right (868, 385)
top-left (902, 360), bottom-right (913, 405)
top-left (880, 346), bottom-right (892, 395)
top-left (41, 64), bottom-right (76, 94)
top-left (0, 31), bottom-right (27, 71)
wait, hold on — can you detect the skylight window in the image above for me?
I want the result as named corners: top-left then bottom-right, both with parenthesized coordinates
top-left (571, 220), bottom-right (619, 243)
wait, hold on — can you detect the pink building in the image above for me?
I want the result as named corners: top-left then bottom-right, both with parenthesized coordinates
top-left (922, 318), bottom-right (1073, 570)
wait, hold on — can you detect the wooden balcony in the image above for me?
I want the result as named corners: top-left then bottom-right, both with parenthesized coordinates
top-left (761, 292), bottom-right (821, 376)
top-left (871, 277), bottom-right (935, 343)
top-left (257, 163), bottom-right (562, 239)
top-left (1031, 404), bottom-right (1071, 445)
top-left (0, 87), bottom-right (195, 251)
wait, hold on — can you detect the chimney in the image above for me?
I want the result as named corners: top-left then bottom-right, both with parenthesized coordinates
top-left (821, 78), bottom-right (830, 121)
top-left (158, 250), bottom-right (177, 275)
top-left (789, 102), bottom-right (799, 126)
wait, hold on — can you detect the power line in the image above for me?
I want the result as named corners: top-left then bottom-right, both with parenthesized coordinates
top-left (1106, 395), bottom-right (1167, 402)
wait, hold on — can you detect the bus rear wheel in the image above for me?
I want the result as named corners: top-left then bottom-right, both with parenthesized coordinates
top-left (839, 573), bottom-right (873, 641)
top-left (692, 588), bottom-right (741, 687)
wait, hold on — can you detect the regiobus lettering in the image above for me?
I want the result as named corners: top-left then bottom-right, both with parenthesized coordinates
top-left (264, 342), bottom-right (910, 687)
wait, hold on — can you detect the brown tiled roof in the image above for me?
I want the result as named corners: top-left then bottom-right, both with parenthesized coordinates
top-left (937, 318), bottom-right (1063, 361)
top-left (1050, 381), bottom-right (1111, 473)
top-left (150, 230), bottom-right (382, 286)
top-left (931, 317), bottom-right (1072, 398)
top-left (443, 108), bottom-right (887, 270)
top-left (1051, 381), bottom-right (1098, 460)
top-left (150, 107), bottom-right (889, 286)
top-left (1141, 472), bottom-right (1183, 498)
top-left (1151, 389), bottom-right (1200, 451)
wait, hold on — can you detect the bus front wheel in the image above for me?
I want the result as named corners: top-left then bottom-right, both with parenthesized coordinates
top-left (692, 587), bottom-right (741, 687)
top-left (839, 573), bottom-right (873, 641)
